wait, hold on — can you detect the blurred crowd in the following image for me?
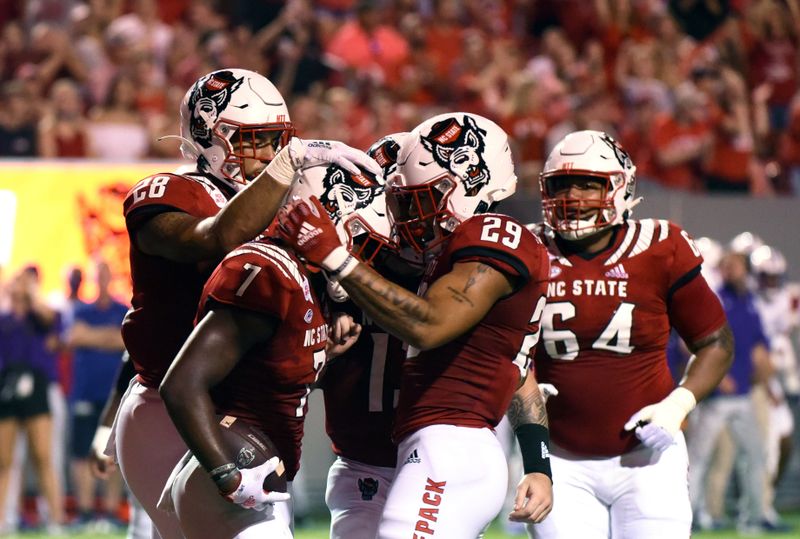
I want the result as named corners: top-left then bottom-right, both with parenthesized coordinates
top-left (0, 0), bottom-right (799, 194)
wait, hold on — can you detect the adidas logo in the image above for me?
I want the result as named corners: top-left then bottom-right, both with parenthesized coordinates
top-left (604, 264), bottom-right (629, 279)
top-left (404, 449), bottom-right (421, 464)
top-left (541, 442), bottom-right (550, 460)
top-left (296, 222), bottom-right (321, 247)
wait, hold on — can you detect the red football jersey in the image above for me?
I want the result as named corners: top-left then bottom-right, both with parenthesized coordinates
top-left (393, 213), bottom-right (550, 443)
top-left (199, 237), bottom-right (328, 480)
top-left (321, 312), bottom-right (406, 467)
top-left (533, 220), bottom-right (727, 456)
top-left (122, 172), bottom-right (230, 388)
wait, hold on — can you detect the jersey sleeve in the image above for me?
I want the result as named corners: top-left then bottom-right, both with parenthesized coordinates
top-left (449, 214), bottom-right (546, 284)
top-left (123, 174), bottom-right (221, 231)
top-left (665, 222), bottom-right (704, 292)
top-left (203, 247), bottom-right (303, 321)
top-left (668, 271), bottom-right (727, 344)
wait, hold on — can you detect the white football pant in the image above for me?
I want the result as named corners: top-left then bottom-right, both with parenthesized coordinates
top-left (531, 433), bottom-right (691, 539)
top-left (376, 425), bottom-right (507, 539)
top-left (325, 456), bottom-right (395, 539)
top-left (115, 381), bottom-right (187, 539)
top-left (166, 455), bottom-right (292, 539)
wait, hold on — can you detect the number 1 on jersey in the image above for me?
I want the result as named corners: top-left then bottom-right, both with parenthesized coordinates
top-left (368, 333), bottom-right (389, 412)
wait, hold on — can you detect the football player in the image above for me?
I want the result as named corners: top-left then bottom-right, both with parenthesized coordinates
top-left (156, 164), bottom-right (384, 538)
top-left (114, 68), bottom-right (379, 538)
top-left (318, 133), bottom-right (423, 539)
top-left (279, 113), bottom-right (554, 537)
top-left (751, 245), bottom-right (798, 530)
top-left (529, 130), bottom-right (733, 539)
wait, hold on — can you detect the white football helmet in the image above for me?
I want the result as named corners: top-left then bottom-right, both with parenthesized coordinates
top-left (178, 69), bottom-right (294, 192)
top-left (728, 231), bottom-right (764, 256)
top-left (695, 237), bottom-right (723, 270)
top-left (540, 130), bottom-right (640, 240)
top-left (289, 164), bottom-right (395, 267)
top-left (750, 245), bottom-right (787, 276)
top-left (367, 132), bottom-right (410, 177)
top-left (386, 113), bottom-right (517, 254)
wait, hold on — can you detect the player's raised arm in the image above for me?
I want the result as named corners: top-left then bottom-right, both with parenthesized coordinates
top-left (132, 137), bottom-right (379, 264)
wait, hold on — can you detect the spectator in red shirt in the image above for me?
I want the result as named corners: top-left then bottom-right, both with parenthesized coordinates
top-left (38, 78), bottom-right (88, 158)
top-left (325, 0), bottom-right (409, 87)
top-left (778, 99), bottom-right (800, 195)
top-left (650, 82), bottom-right (712, 191)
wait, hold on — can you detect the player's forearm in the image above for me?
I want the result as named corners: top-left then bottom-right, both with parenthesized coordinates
top-left (341, 263), bottom-right (437, 350)
top-left (682, 323), bottom-right (734, 401)
top-left (507, 374), bottom-right (548, 429)
top-left (160, 381), bottom-right (232, 472)
top-left (210, 173), bottom-right (291, 253)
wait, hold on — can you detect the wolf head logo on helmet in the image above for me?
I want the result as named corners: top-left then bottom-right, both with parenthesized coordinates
top-left (368, 133), bottom-right (408, 177)
top-left (290, 164), bottom-right (394, 267)
top-left (319, 166), bottom-right (382, 224)
top-left (177, 68), bottom-right (294, 192)
top-left (420, 116), bottom-right (489, 196)
top-left (387, 112), bottom-right (516, 256)
top-left (188, 71), bottom-right (244, 149)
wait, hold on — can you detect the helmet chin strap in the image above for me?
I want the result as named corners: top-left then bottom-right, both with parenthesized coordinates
top-left (626, 196), bottom-right (644, 215)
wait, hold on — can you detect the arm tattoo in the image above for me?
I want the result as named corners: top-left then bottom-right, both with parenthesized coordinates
top-left (507, 383), bottom-right (549, 429)
top-left (463, 264), bottom-right (491, 293)
top-left (447, 286), bottom-right (475, 307)
top-left (349, 266), bottom-right (429, 322)
top-left (688, 323), bottom-right (734, 354)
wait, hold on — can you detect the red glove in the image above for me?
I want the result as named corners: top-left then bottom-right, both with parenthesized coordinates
top-left (278, 197), bottom-right (357, 278)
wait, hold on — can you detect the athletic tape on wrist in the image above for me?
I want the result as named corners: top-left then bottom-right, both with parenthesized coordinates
top-left (265, 147), bottom-right (296, 186)
top-left (515, 424), bottom-right (553, 481)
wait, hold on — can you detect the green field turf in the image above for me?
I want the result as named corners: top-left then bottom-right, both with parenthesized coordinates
top-left (4, 512), bottom-right (799, 539)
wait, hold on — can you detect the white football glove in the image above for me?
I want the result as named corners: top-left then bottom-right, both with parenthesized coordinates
top-left (266, 137), bottom-right (381, 185)
top-left (222, 457), bottom-right (290, 511)
top-left (624, 387), bottom-right (696, 452)
top-left (538, 383), bottom-right (559, 403)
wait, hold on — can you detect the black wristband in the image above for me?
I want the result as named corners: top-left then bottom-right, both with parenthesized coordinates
top-left (209, 463), bottom-right (237, 485)
top-left (515, 424), bottom-right (552, 481)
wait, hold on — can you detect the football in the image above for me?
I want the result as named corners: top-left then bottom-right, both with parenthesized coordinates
top-left (218, 415), bottom-right (287, 493)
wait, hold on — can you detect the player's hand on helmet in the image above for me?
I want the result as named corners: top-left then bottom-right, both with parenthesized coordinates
top-left (509, 472), bottom-right (553, 524)
top-left (219, 457), bottom-right (291, 511)
top-left (624, 387), bottom-right (696, 452)
top-left (289, 138), bottom-right (381, 175)
top-left (278, 197), bottom-right (357, 277)
top-left (266, 138), bottom-right (381, 186)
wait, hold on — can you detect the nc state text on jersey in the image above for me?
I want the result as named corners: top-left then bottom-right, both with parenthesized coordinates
top-left (303, 324), bottom-right (328, 347)
top-left (547, 279), bottom-right (628, 298)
